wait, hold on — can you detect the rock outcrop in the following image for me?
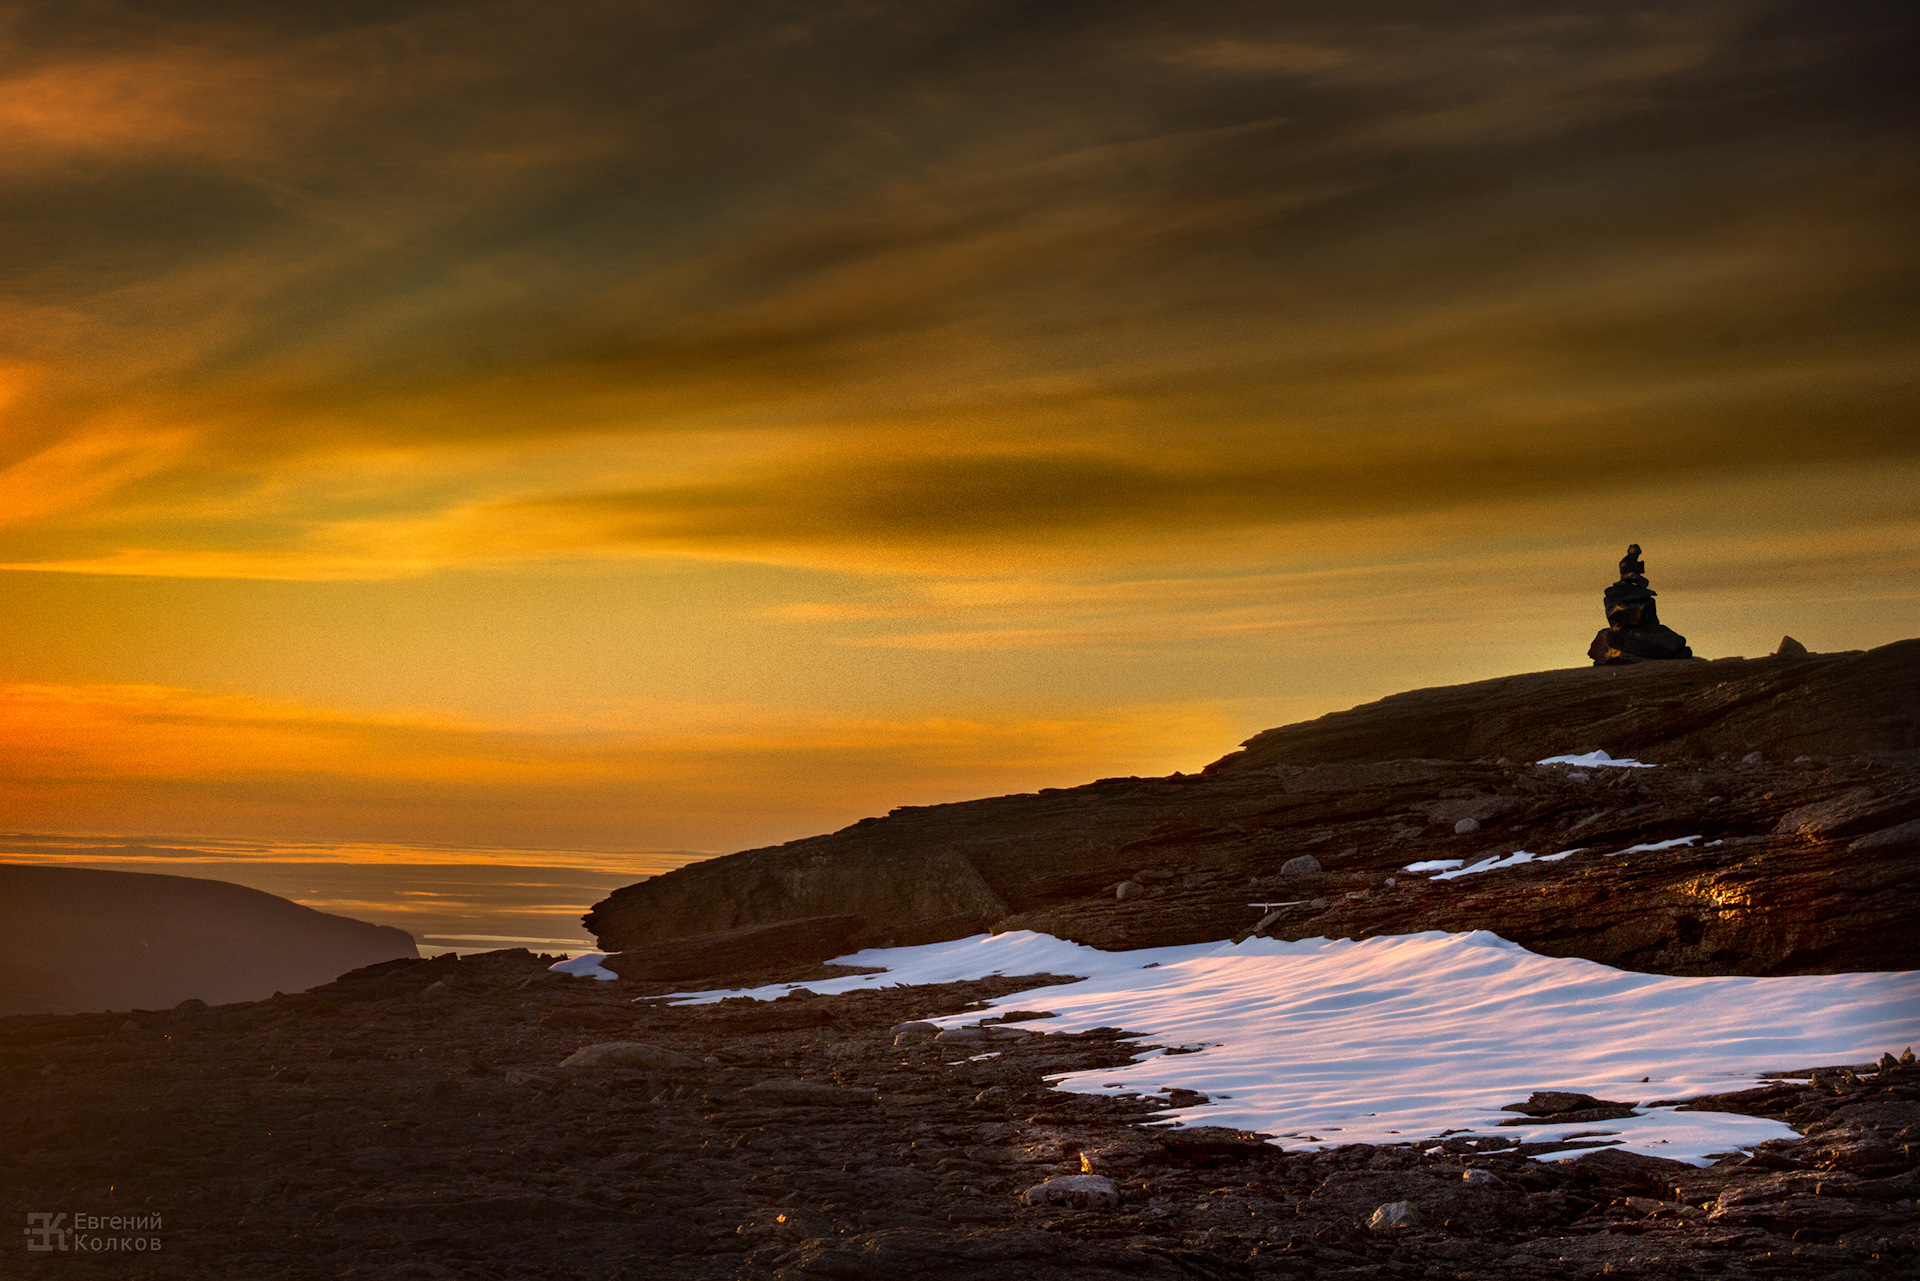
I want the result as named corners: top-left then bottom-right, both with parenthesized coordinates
top-left (0, 865), bottom-right (418, 1015)
top-left (1589, 544), bottom-right (1693, 664)
top-left (602, 916), bottom-right (867, 980)
top-left (585, 640), bottom-right (1920, 975)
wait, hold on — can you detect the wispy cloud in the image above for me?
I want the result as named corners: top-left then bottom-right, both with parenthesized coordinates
top-left (0, 0), bottom-right (1910, 581)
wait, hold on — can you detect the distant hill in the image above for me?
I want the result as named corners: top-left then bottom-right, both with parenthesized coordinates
top-left (0, 865), bottom-right (419, 1015)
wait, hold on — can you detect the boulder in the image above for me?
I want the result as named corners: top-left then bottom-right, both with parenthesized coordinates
top-left (1023, 1174), bottom-right (1119, 1210)
top-left (169, 998), bottom-right (210, 1022)
top-left (891, 1020), bottom-right (939, 1045)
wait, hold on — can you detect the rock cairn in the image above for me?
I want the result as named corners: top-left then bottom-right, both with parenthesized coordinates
top-left (1589, 543), bottom-right (1693, 665)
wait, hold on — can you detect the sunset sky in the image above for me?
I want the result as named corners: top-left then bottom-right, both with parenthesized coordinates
top-left (3, 0), bottom-right (1916, 864)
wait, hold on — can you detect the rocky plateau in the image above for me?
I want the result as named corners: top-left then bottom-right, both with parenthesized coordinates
top-left (587, 640), bottom-right (1920, 978)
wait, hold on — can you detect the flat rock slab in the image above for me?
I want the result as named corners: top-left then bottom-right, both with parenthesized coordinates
top-left (1150, 1126), bottom-right (1277, 1159)
top-left (559, 1041), bottom-right (697, 1071)
top-left (738, 1078), bottom-right (877, 1107)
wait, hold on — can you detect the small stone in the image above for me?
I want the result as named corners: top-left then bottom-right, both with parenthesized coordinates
top-left (1114, 880), bottom-right (1144, 902)
top-left (1461, 1168), bottom-right (1505, 1188)
top-left (559, 1042), bottom-right (697, 1071)
top-left (1741, 751), bottom-right (1765, 765)
top-left (974, 1086), bottom-right (1006, 1104)
top-left (1309, 898), bottom-right (1330, 910)
top-left (1278, 855), bottom-right (1321, 879)
top-left (891, 1020), bottom-right (939, 1045)
top-left (419, 980), bottom-right (452, 1001)
top-left (1775, 635), bottom-right (1809, 656)
top-left (1454, 817), bottom-right (1480, 834)
top-left (1023, 1174), bottom-right (1119, 1210)
top-left (169, 998), bottom-right (209, 1022)
top-left (1368, 1200), bottom-right (1421, 1230)
top-left (1500, 1090), bottom-right (1631, 1116)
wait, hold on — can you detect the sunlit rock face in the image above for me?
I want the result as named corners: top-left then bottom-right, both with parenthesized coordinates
top-left (0, 866), bottom-right (418, 1015)
top-left (1590, 543), bottom-right (1694, 665)
top-left (585, 640), bottom-right (1920, 977)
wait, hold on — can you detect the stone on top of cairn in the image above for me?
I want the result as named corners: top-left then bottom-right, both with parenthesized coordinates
top-left (1589, 543), bottom-right (1693, 665)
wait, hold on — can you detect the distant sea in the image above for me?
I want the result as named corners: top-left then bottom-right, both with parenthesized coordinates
top-left (0, 833), bottom-right (711, 958)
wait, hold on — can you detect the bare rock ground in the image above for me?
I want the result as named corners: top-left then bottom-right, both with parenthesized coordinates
top-left (4, 948), bottom-right (1916, 1279)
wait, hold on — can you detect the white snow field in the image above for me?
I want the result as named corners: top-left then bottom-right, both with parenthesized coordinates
top-left (658, 930), bottom-right (1920, 1165)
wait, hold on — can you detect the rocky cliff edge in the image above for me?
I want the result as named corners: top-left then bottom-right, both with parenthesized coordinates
top-left (584, 640), bottom-right (1920, 977)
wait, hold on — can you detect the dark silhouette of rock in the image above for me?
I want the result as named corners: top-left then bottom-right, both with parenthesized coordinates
top-left (0, 865), bottom-right (418, 1015)
top-left (1590, 543), bottom-right (1693, 664)
top-left (584, 641), bottom-right (1920, 975)
top-left (1777, 635), bottom-right (1809, 656)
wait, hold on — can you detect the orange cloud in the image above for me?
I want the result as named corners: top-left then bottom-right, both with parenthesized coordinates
top-left (0, 681), bottom-right (1238, 853)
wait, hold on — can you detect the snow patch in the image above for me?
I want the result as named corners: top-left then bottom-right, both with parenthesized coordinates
top-left (658, 930), bottom-right (1919, 1165)
top-left (1430, 850), bottom-right (1537, 880)
top-left (1402, 859), bottom-right (1464, 872)
top-left (1537, 750), bottom-right (1657, 769)
top-left (1424, 849), bottom-right (1588, 879)
top-left (548, 953), bottom-right (619, 981)
top-left (1607, 835), bottom-right (1702, 857)
top-left (656, 930), bottom-right (1223, 1005)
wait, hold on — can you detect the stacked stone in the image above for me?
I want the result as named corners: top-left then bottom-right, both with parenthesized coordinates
top-left (1589, 543), bottom-right (1693, 665)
